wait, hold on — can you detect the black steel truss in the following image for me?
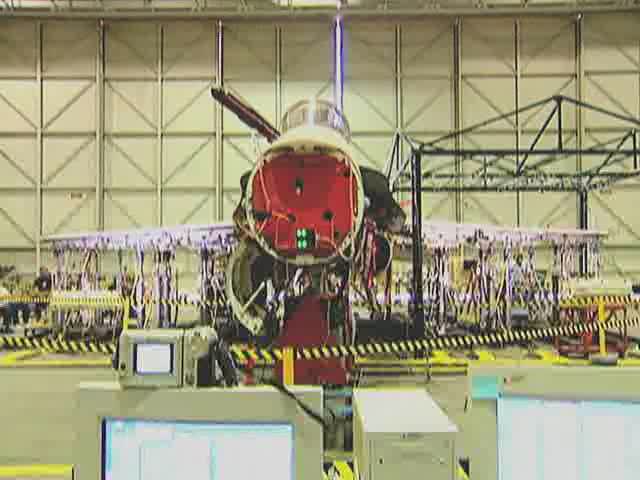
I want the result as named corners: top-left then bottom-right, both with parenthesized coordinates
top-left (385, 95), bottom-right (640, 337)
top-left (388, 95), bottom-right (640, 194)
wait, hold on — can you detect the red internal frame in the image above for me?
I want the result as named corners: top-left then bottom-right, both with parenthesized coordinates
top-left (250, 153), bottom-right (359, 259)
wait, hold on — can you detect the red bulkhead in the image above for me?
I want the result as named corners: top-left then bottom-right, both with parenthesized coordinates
top-left (250, 153), bottom-right (359, 259)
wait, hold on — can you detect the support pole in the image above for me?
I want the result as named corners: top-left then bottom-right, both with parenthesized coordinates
top-left (597, 299), bottom-right (606, 356)
top-left (633, 129), bottom-right (638, 170)
top-left (453, 18), bottom-right (462, 223)
top-left (411, 150), bottom-right (425, 338)
top-left (514, 20), bottom-right (521, 226)
top-left (283, 347), bottom-right (294, 385)
top-left (156, 24), bottom-right (164, 226)
top-left (579, 189), bottom-right (588, 276)
top-left (96, 21), bottom-right (105, 233)
top-left (36, 21), bottom-right (43, 272)
top-left (215, 21), bottom-right (224, 221)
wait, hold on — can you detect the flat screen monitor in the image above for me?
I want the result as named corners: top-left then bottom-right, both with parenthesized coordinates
top-left (133, 344), bottom-right (173, 375)
top-left (74, 384), bottom-right (323, 480)
top-left (498, 395), bottom-right (640, 480)
top-left (118, 329), bottom-right (184, 388)
top-left (102, 418), bottom-right (294, 480)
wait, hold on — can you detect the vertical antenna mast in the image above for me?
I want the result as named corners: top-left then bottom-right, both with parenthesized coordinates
top-left (334, 16), bottom-right (344, 112)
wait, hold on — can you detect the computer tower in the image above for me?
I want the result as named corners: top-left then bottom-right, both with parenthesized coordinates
top-left (353, 389), bottom-right (458, 480)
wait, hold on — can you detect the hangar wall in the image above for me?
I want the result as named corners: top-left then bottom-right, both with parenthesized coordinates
top-left (0, 13), bottom-right (639, 278)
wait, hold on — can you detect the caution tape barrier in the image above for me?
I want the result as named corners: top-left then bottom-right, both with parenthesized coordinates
top-left (0, 313), bottom-right (637, 360)
top-left (229, 315), bottom-right (640, 364)
top-left (2, 294), bottom-right (640, 310)
top-left (0, 335), bottom-right (115, 354)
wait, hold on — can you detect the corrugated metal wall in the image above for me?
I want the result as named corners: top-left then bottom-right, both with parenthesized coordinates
top-left (0, 13), bottom-right (638, 278)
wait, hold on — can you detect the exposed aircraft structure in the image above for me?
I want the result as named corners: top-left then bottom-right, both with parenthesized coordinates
top-left (42, 87), bottom-right (616, 385)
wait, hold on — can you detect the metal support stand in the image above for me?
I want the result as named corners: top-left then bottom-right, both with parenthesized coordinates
top-left (200, 247), bottom-right (211, 325)
top-left (134, 248), bottom-right (145, 328)
top-left (579, 189), bottom-right (589, 276)
top-left (411, 151), bottom-right (425, 339)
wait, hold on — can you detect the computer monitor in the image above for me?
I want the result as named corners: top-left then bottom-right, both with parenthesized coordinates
top-left (74, 383), bottom-right (324, 480)
top-left (467, 365), bottom-right (640, 480)
top-left (103, 419), bottom-right (294, 480)
top-left (116, 330), bottom-right (184, 388)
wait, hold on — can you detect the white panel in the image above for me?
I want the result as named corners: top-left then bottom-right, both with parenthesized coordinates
top-left (163, 137), bottom-right (215, 188)
top-left (345, 22), bottom-right (396, 133)
top-left (105, 22), bottom-right (158, 78)
top-left (590, 190), bottom-right (640, 245)
top-left (350, 136), bottom-right (393, 171)
top-left (583, 74), bottom-right (640, 129)
top-left (163, 22), bottom-right (215, 78)
top-left (519, 77), bottom-right (576, 130)
top-left (0, 193), bottom-right (36, 248)
top-left (344, 78), bottom-right (396, 133)
top-left (43, 21), bottom-right (96, 77)
top-left (461, 18), bottom-right (515, 75)
top-left (105, 81), bottom-right (158, 133)
top-left (461, 77), bottom-right (516, 130)
top-left (403, 78), bottom-right (453, 133)
top-left (0, 80), bottom-right (38, 132)
top-left (345, 21), bottom-right (395, 79)
top-left (462, 192), bottom-right (518, 226)
top-left (0, 20), bottom-right (36, 77)
top-left (224, 23), bottom-right (276, 132)
top-left (222, 190), bottom-right (242, 221)
top-left (43, 80), bottom-right (96, 132)
top-left (281, 22), bottom-right (331, 112)
top-left (0, 138), bottom-right (37, 188)
top-left (43, 138), bottom-right (96, 188)
top-left (401, 19), bottom-right (454, 78)
top-left (42, 193), bottom-right (95, 236)
top-left (163, 81), bottom-right (215, 133)
top-left (422, 192), bottom-right (456, 221)
top-left (162, 192), bottom-right (214, 226)
top-left (104, 192), bottom-right (156, 229)
top-left (584, 13), bottom-right (640, 72)
top-left (225, 23), bottom-right (276, 80)
top-left (520, 18), bottom-right (575, 75)
top-left (222, 137), bottom-right (254, 192)
top-left (104, 138), bottom-right (157, 189)
top-left (281, 22), bottom-right (331, 81)
top-left (520, 192), bottom-right (577, 229)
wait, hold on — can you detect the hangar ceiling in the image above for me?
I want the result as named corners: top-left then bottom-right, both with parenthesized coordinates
top-left (0, 11), bottom-right (639, 280)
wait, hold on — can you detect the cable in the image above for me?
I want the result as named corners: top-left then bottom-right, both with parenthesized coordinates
top-left (263, 379), bottom-right (330, 430)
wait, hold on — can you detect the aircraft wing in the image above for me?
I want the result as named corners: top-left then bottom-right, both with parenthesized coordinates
top-left (43, 223), bottom-right (237, 252)
top-left (394, 220), bottom-right (606, 249)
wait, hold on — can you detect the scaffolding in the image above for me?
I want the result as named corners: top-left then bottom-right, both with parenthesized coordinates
top-left (387, 95), bottom-right (640, 336)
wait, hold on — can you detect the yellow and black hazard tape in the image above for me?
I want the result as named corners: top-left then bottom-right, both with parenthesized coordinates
top-left (228, 315), bottom-right (640, 364)
top-left (0, 335), bottom-right (115, 354)
top-left (3, 293), bottom-right (640, 311)
top-left (0, 313), bottom-right (637, 360)
top-left (560, 295), bottom-right (640, 309)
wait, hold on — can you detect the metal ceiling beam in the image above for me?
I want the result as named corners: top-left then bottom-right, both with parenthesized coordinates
top-left (3, 4), bottom-right (640, 19)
